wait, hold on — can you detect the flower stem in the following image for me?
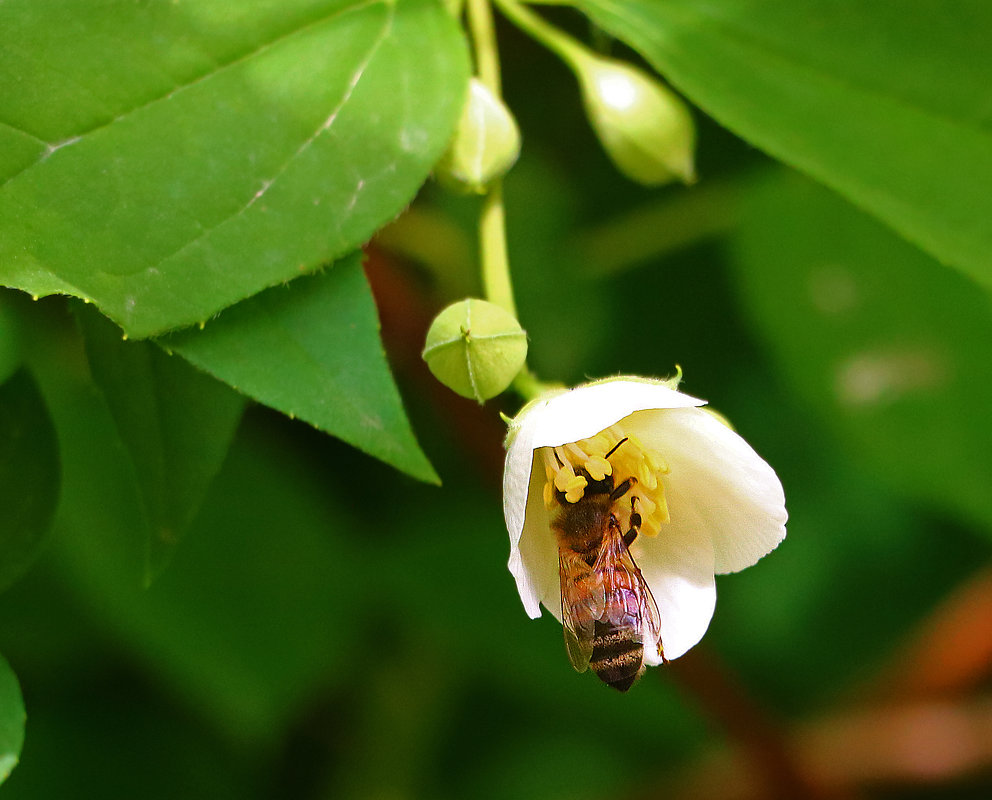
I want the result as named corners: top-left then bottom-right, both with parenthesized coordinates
top-left (494, 0), bottom-right (590, 71)
top-left (466, 0), bottom-right (543, 406)
top-left (463, 1), bottom-right (561, 404)
top-left (467, 0), bottom-right (502, 94)
top-left (466, 0), bottom-right (517, 322)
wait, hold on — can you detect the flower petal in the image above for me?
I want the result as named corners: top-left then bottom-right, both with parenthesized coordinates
top-left (633, 522), bottom-right (716, 662)
top-left (628, 407), bottom-right (787, 575)
top-left (522, 379), bottom-right (704, 451)
top-left (504, 402), bottom-right (556, 618)
top-left (503, 399), bottom-right (542, 555)
top-left (512, 461), bottom-right (559, 619)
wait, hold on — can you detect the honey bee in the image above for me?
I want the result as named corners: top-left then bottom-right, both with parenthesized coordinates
top-left (551, 438), bottom-right (666, 691)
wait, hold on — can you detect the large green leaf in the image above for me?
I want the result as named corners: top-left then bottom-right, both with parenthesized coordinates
top-left (731, 170), bottom-right (992, 536)
top-left (0, 652), bottom-right (24, 785)
top-left (76, 305), bottom-right (246, 579)
top-left (46, 414), bottom-right (367, 745)
top-left (0, 0), bottom-right (468, 338)
top-left (0, 369), bottom-right (60, 592)
top-left (164, 253), bottom-right (438, 483)
top-left (572, 0), bottom-right (992, 291)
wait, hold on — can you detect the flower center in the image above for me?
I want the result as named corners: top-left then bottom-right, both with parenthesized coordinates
top-left (540, 424), bottom-right (670, 537)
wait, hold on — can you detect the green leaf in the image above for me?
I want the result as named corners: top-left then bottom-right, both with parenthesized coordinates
top-left (50, 416), bottom-right (368, 745)
top-left (572, 0), bottom-right (992, 291)
top-left (163, 253), bottom-right (438, 483)
top-left (76, 305), bottom-right (246, 579)
top-left (0, 652), bottom-right (25, 785)
top-left (731, 170), bottom-right (992, 536)
top-left (0, 0), bottom-right (469, 338)
top-left (0, 369), bottom-right (60, 592)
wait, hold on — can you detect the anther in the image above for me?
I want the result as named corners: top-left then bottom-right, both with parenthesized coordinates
top-left (563, 475), bottom-right (587, 503)
top-left (584, 455), bottom-right (612, 481)
top-left (554, 465), bottom-right (577, 492)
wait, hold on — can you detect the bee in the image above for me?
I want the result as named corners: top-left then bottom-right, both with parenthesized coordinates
top-left (551, 438), bottom-right (666, 692)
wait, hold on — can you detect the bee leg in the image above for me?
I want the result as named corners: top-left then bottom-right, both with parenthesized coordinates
top-left (628, 496), bottom-right (642, 530)
top-left (604, 437), bottom-right (629, 459)
top-left (609, 476), bottom-right (637, 501)
top-left (623, 497), bottom-right (641, 549)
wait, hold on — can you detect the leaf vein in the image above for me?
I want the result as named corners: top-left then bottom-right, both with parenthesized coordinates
top-left (0, 0), bottom-right (384, 192)
top-left (143, 1), bottom-right (396, 274)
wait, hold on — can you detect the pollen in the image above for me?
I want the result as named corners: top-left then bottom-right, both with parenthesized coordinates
top-left (584, 455), bottom-right (612, 481)
top-left (564, 481), bottom-right (587, 503)
top-left (553, 462), bottom-right (588, 503)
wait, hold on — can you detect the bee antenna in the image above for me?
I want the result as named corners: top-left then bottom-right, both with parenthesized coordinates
top-left (604, 437), bottom-right (629, 460)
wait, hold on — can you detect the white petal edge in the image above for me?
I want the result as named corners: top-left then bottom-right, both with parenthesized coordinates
top-left (513, 379), bottom-right (704, 451)
top-left (511, 459), bottom-right (559, 619)
top-left (633, 524), bottom-right (717, 663)
top-left (628, 407), bottom-right (787, 574)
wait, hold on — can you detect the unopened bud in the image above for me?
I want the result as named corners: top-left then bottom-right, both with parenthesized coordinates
top-left (422, 298), bottom-right (528, 403)
top-left (574, 55), bottom-right (695, 186)
top-left (435, 78), bottom-right (521, 194)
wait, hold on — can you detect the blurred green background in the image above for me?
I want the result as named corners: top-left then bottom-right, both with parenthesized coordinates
top-left (2, 10), bottom-right (991, 800)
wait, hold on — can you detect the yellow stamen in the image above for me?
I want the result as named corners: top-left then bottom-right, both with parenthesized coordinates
top-left (584, 455), bottom-right (612, 481)
top-left (636, 494), bottom-right (656, 519)
top-left (564, 443), bottom-right (588, 463)
top-left (541, 425), bottom-right (671, 529)
top-left (554, 464), bottom-right (576, 493)
top-left (655, 494), bottom-right (670, 524)
top-left (563, 475), bottom-right (587, 503)
top-left (637, 461), bottom-right (658, 490)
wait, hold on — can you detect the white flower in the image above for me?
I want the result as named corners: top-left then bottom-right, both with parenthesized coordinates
top-left (503, 376), bottom-right (787, 674)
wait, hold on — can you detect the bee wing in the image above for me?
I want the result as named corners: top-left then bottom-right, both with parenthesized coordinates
top-left (637, 565), bottom-right (665, 661)
top-left (594, 526), bottom-right (664, 656)
top-left (559, 554), bottom-right (594, 672)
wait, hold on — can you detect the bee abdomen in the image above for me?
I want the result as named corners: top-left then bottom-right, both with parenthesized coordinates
top-left (590, 621), bottom-right (644, 692)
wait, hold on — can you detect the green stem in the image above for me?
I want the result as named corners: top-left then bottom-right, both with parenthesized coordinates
top-left (478, 183), bottom-right (517, 318)
top-left (512, 366), bottom-right (558, 400)
top-left (464, 0), bottom-right (552, 402)
top-left (465, 3), bottom-right (520, 332)
top-left (494, 0), bottom-right (590, 70)
top-left (467, 0), bottom-right (502, 94)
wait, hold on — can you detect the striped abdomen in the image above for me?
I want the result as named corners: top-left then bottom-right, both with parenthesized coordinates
top-left (590, 576), bottom-right (646, 692)
top-left (590, 619), bottom-right (644, 692)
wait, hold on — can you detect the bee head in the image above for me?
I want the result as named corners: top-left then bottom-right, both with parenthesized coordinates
top-left (582, 470), bottom-right (615, 498)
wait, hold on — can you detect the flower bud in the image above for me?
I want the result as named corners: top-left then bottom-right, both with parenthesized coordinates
top-left (435, 78), bottom-right (521, 194)
top-left (422, 298), bottom-right (528, 403)
top-left (574, 54), bottom-right (695, 186)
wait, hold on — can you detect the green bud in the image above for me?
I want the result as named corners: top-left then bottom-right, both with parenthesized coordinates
top-left (435, 78), bottom-right (521, 194)
top-left (422, 299), bottom-right (528, 403)
top-left (574, 54), bottom-right (695, 186)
